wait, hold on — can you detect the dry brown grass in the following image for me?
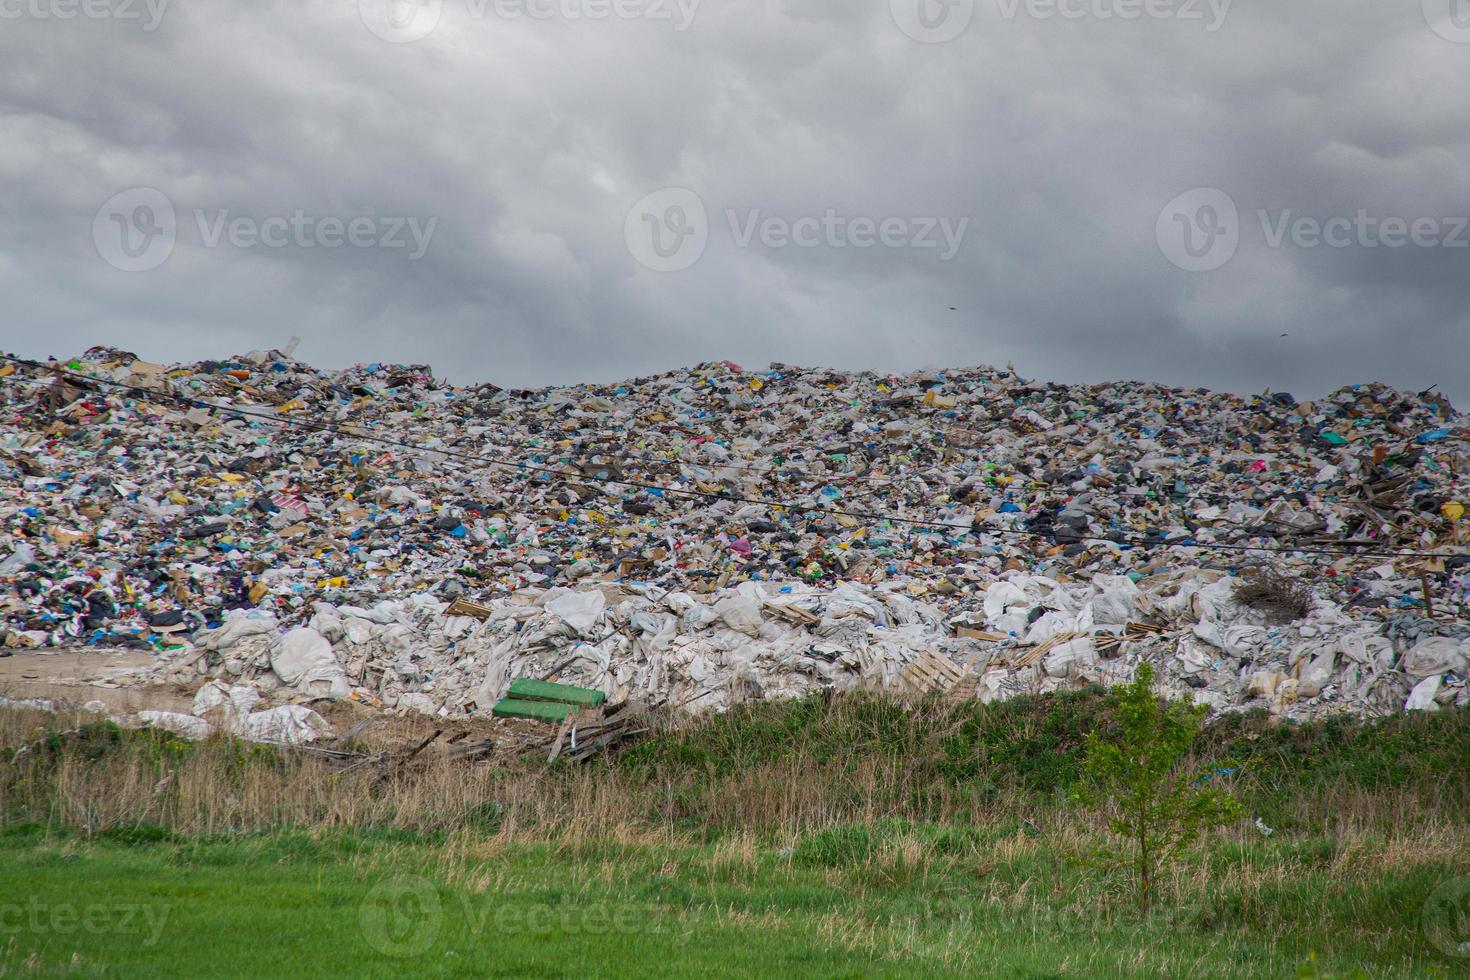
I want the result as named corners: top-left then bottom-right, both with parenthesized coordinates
top-left (2, 695), bottom-right (1466, 851)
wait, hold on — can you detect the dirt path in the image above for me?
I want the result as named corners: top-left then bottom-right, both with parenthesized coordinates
top-left (0, 648), bottom-right (194, 714)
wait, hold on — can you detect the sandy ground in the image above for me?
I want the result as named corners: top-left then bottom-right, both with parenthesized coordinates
top-left (0, 650), bottom-right (570, 757)
top-left (0, 648), bottom-right (194, 714)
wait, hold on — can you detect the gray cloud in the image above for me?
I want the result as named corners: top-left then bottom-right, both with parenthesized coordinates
top-left (1, 0), bottom-right (1468, 403)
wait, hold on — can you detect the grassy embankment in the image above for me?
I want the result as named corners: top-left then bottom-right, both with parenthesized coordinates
top-left (3, 692), bottom-right (1468, 977)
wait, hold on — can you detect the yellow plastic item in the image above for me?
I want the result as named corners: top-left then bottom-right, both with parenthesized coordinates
top-left (923, 390), bottom-right (957, 409)
top-left (1444, 501), bottom-right (1465, 522)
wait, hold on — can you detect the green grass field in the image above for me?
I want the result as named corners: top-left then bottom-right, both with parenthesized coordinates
top-left (2, 821), bottom-right (1467, 978)
top-left (5, 692), bottom-right (1470, 977)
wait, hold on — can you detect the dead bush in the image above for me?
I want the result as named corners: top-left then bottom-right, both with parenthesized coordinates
top-left (1232, 567), bottom-right (1312, 624)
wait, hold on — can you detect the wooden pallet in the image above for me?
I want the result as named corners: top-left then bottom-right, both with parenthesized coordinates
top-left (900, 650), bottom-right (969, 697)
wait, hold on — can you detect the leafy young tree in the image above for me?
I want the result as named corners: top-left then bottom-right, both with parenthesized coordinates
top-left (1075, 662), bottom-right (1244, 912)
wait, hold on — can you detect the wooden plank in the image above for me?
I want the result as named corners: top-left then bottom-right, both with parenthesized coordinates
top-left (445, 598), bottom-right (495, 620)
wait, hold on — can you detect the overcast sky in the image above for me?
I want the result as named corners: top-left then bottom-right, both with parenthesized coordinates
top-left (2, 0), bottom-right (1468, 403)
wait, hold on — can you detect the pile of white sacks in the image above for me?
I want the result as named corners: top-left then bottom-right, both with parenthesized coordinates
top-left (135, 687), bottom-right (332, 744)
top-left (3, 688), bottom-right (332, 746)
top-left (127, 566), bottom-right (1468, 731)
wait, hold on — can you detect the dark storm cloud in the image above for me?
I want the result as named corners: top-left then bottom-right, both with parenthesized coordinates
top-left (1, 0), bottom-right (1467, 403)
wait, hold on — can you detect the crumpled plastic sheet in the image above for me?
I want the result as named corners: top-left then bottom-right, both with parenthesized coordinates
top-left (124, 568), bottom-right (1470, 722)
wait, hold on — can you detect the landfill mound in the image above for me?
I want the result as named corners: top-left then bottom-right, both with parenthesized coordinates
top-left (2, 345), bottom-right (1468, 729)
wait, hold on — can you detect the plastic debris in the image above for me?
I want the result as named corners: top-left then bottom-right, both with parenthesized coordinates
top-left (0, 347), bottom-right (1465, 722)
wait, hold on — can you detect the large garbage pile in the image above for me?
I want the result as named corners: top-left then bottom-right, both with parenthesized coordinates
top-left (2, 346), bottom-right (1468, 722)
